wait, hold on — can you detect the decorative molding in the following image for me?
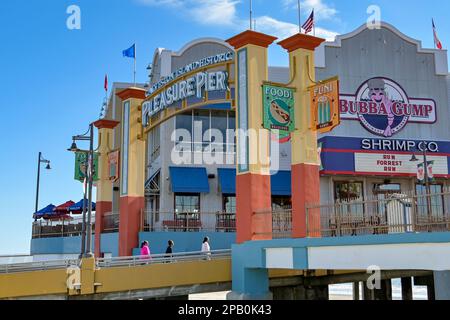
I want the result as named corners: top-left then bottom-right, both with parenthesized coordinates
top-left (278, 33), bottom-right (325, 52)
top-left (116, 88), bottom-right (146, 100)
top-left (226, 30), bottom-right (278, 50)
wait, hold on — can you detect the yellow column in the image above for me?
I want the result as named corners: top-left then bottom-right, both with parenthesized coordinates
top-left (93, 119), bottom-right (119, 257)
top-left (227, 30), bottom-right (277, 243)
top-left (278, 34), bottom-right (325, 238)
top-left (116, 88), bottom-right (147, 256)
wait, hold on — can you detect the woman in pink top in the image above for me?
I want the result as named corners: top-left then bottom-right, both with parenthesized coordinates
top-left (140, 241), bottom-right (152, 261)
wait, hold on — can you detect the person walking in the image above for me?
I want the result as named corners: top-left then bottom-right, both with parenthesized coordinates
top-left (140, 240), bottom-right (152, 263)
top-left (165, 240), bottom-right (174, 262)
top-left (201, 237), bottom-right (211, 260)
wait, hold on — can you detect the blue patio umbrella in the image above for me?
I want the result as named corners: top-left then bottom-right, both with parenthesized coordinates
top-left (33, 204), bottom-right (56, 220)
top-left (68, 199), bottom-right (96, 213)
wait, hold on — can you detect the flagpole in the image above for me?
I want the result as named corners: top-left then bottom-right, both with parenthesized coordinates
top-left (134, 43), bottom-right (137, 87)
top-left (298, 0), bottom-right (301, 33)
top-left (250, 0), bottom-right (253, 30)
top-left (432, 19), bottom-right (436, 49)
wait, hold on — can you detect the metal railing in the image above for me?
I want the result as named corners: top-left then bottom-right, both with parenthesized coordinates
top-left (96, 249), bottom-right (231, 268)
top-left (306, 189), bottom-right (450, 237)
top-left (141, 211), bottom-right (236, 233)
top-left (272, 208), bottom-right (292, 239)
top-left (32, 216), bottom-right (95, 239)
top-left (0, 258), bottom-right (80, 274)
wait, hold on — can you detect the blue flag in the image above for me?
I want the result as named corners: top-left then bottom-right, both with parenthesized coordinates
top-left (122, 44), bottom-right (136, 58)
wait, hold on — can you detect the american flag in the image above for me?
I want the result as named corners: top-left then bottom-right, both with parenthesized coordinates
top-left (302, 9), bottom-right (314, 34)
top-left (432, 19), bottom-right (443, 50)
top-left (104, 74), bottom-right (108, 92)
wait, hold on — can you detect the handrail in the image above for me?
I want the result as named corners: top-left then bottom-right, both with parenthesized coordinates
top-left (97, 249), bottom-right (231, 268)
top-left (0, 258), bottom-right (80, 274)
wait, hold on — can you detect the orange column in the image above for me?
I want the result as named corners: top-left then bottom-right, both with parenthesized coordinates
top-left (227, 30), bottom-right (277, 243)
top-left (93, 119), bottom-right (119, 257)
top-left (116, 88), bottom-right (147, 256)
top-left (278, 34), bottom-right (325, 238)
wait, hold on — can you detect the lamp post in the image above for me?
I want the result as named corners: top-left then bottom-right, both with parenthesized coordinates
top-left (410, 141), bottom-right (433, 230)
top-left (68, 123), bottom-right (95, 258)
top-left (35, 152), bottom-right (51, 219)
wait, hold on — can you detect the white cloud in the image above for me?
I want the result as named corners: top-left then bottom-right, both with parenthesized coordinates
top-left (190, 0), bottom-right (239, 26)
top-left (137, 0), bottom-right (184, 7)
top-left (137, 0), bottom-right (339, 41)
top-left (137, 0), bottom-right (240, 26)
top-left (283, 0), bottom-right (338, 20)
top-left (254, 16), bottom-right (337, 41)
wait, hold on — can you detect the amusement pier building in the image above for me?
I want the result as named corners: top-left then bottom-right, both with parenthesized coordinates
top-left (31, 22), bottom-right (450, 260)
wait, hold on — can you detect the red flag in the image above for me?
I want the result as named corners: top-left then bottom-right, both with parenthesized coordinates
top-left (104, 75), bottom-right (108, 92)
top-left (432, 19), bottom-right (443, 50)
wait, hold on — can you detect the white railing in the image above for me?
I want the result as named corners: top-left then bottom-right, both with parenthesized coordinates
top-left (96, 249), bottom-right (231, 268)
top-left (0, 258), bottom-right (80, 274)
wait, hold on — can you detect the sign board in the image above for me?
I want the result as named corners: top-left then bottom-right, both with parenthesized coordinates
top-left (354, 153), bottom-right (447, 176)
top-left (142, 51), bottom-right (235, 129)
top-left (262, 83), bottom-right (295, 143)
top-left (108, 150), bottom-right (120, 182)
top-left (339, 77), bottom-right (436, 137)
top-left (319, 137), bottom-right (450, 178)
top-left (310, 77), bottom-right (340, 133)
top-left (74, 152), bottom-right (99, 182)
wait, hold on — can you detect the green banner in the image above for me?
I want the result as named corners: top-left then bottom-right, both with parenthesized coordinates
top-left (262, 84), bottom-right (295, 141)
top-left (74, 152), bottom-right (99, 182)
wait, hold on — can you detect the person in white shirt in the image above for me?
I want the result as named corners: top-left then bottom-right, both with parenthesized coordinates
top-left (201, 237), bottom-right (211, 260)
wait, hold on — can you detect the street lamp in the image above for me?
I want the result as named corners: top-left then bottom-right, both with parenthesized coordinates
top-left (410, 141), bottom-right (433, 230)
top-left (68, 123), bottom-right (95, 258)
top-left (35, 152), bottom-right (51, 220)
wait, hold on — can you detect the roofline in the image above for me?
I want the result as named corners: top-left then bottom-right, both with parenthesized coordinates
top-left (324, 21), bottom-right (447, 54)
top-left (172, 37), bottom-right (234, 57)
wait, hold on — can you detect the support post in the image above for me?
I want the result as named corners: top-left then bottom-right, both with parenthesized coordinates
top-left (93, 119), bottom-right (119, 257)
top-left (278, 34), bottom-right (325, 238)
top-left (226, 30), bottom-right (278, 243)
top-left (117, 88), bottom-right (147, 256)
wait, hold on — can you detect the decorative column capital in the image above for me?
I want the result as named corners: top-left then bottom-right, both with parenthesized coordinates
top-left (93, 119), bottom-right (120, 130)
top-left (116, 87), bottom-right (146, 100)
top-left (278, 33), bottom-right (325, 52)
top-left (226, 30), bottom-right (278, 50)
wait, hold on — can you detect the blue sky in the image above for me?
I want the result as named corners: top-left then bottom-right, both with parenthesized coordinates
top-left (0, 0), bottom-right (448, 255)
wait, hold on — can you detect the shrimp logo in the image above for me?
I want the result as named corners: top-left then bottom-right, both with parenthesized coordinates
top-left (340, 77), bottom-right (436, 137)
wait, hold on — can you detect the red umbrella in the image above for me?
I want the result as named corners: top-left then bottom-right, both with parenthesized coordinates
top-left (53, 201), bottom-right (76, 213)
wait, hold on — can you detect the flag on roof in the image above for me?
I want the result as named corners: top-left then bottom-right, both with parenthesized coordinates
top-left (432, 19), bottom-right (443, 50)
top-left (302, 9), bottom-right (314, 35)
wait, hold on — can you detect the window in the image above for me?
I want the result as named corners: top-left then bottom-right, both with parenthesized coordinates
top-left (415, 184), bottom-right (444, 219)
top-left (223, 195), bottom-right (236, 213)
top-left (175, 110), bottom-right (236, 153)
top-left (175, 111), bottom-right (193, 152)
top-left (174, 193), bottom-right (200, 214)
top-left (193, 110), bottom-right (210, 152)
top-left (335, 182), bottom-right (364, 201)
top-left (272, 196), bottom-right (292, 210)
top-left (334, 181), bottom-right (364, 217)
